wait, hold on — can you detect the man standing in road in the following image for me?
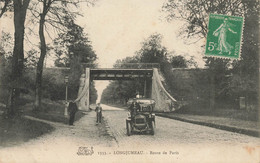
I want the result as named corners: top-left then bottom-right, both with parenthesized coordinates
top-left (95, 103), bottom-right (102, 124)
top-left (68, 101), bottom-right (78, 125)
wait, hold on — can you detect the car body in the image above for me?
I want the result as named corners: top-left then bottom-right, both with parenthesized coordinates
top-left (126, 98), bottom-right (156, 136)
top-left (127, 98), bottom-right (155, 107)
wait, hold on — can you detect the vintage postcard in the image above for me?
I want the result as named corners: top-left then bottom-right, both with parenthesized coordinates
top-left (0, 0), bottom-right (259, 163)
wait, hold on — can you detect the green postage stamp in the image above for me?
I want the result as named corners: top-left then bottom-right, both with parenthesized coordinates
top-left (205, 14), bottom-right (244, 59)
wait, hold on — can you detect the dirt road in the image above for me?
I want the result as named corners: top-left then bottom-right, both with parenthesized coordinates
top-left (0, 104), bottom-right (259, 163)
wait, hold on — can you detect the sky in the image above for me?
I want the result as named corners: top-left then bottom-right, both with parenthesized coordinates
top-left (77, 0), bottom-right (205, 68)
top-left (0, 0), bottom-right (205, 67)
top-left (76, 0), bottom-right (205, 101)
top-left (0, 0), bottom-right (205, 102)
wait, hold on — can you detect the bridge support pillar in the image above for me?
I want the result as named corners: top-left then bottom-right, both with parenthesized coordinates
top-left (144, 79), bottom-right (147, 97)
top-left (144, 78), bottom-right (152, 98)
top-left (77, 68), bottom-right (90, 110)
top-left (85, 68), bottom-right (90, 110)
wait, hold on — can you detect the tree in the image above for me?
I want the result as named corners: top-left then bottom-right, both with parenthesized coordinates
top-left (137, 34), bottom-right (168, 64)
top-left (115, 57), bottom-right (144, 102)
top-left (101, 80), bottom-right (142, 105)
top-left (33, 0), bottom-right (54, 110)
top-left (24, 49), bottom-right (39, 68)
top-left (101, 56), bottom-right (147, 105)
top-left (0, 31), bottom-right (13, 58)
top-left (102, 34), bottom-right (175, 104)
top-left (0, 32), bottom-right (13, 105)
top-left (163, 0), bottom-right (245, 39)
top-left (53, 17), bottom-right (97, 101)
top-left (31, 0), bottom-right (93, 110)
top-left (101, 33), bottom-right (200, 105)
top-left (113, 56), bottom-right (140, 68)
top-left (4, 0), bottom-right (31, 117)
top-left (163, 0), bottom-right (259, 109)
top-left (170, 55), bottom-right (188, 68)
top-left (89, 82), bottom-right (97, 104)
top-left (12, 0), bottom-right (31, 79)
top-left (229, 0), bottom-right (259, 109)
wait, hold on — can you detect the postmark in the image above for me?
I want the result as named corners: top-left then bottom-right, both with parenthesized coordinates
top-left (205, 14), bottom-right (244, 59)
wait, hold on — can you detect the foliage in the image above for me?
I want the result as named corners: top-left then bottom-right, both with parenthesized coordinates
top-left (101, 55), bottom-right (144, 104)
top-left (53, 17), bottom-right (97, 68)
top-left (0, 31), bottom-right (13, 58)
top-left (163, 0), bottom-right (245, 39)
top-left (113, 56), bottom-right (140, 68)
top-left (27, 0), bottom-right (95, 110)
top-left (163, 0), bottom-right (259, 109)
top-left (137, 34), bottom-right (168, 64)
top-left (169, 55), bottom-right (198, 68)
top-left (53, 18), bottom-right (98, 103)
top-left (25, 49), bottom-right (39, 68)
top-left (0, 31), bottom-right (38, 104)
top-left (103, 35), bottom-right (165, 103)
top-left (101, 80), bottom-right (143, 105)
top-left (1, 0), bottom-right (32, 116)
top-left (101, 34), bottom-right (196, 105)
top-left (89, 82), bottom-right (98, 104)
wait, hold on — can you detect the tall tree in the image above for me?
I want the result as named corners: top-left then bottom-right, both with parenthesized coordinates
top-left (163, 0), bottom-right (258, 109)
top-left (229, 0), bottom-right (259, 108)
top-left (13, 0), bottom-right (30, 78)
top-left (163, 0), bottom-right (245, 39)
top-left (34, 0), bottom-right (53, 110)
top-left (53, 17), bottom-right (97, 101)
top-left (5, 0), bottom-right (31, 117)
top-left (137, 34), bottom-right (168, 64)
top-left (32, 0), bottom-right (93, 110)
top-left (101, 34), bottom-right (174, 104)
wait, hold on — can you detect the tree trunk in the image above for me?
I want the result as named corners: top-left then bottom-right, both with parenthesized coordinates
top-left (5, 0), bottom-right (30, 117)
top-left (34, 13), bottom-right (47, 110)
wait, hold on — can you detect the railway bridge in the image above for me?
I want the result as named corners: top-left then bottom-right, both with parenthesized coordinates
top-left (75, 63), bottom-right (177, 112)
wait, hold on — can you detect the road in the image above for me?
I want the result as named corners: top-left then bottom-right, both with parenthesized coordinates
top-left (0, 104), bottom-right (259, 163)
top-left (102, 104), bottom-right (259, 147)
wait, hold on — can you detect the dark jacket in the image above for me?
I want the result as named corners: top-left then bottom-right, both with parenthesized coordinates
top-left (68, 102), bottom-right (78, 115)
top-left (95, 106), bottom-right (102, 113)
top-left (129, 102), bottom-right (141, 112)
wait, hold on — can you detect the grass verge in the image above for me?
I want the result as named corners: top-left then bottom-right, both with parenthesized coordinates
top-left (0, 99), bottom-right (86, 147)
top-left (23, 100), bottom-right (86, 125)
top-left (173, 106), bottom-right (258, 122)
top-left (0, 115), bottom-right (54, 147)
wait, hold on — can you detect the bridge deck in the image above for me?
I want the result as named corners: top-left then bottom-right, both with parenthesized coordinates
top-left (90, 68), bottom-right (153, 80)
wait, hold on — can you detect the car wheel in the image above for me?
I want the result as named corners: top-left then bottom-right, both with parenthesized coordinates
top-left (150, 122), bottom-right (154, 135)
top-left (126, 120), bottom-right (131, 136)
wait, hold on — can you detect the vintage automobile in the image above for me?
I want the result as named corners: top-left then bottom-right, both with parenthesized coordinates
top-left (126, 98), bottom-right (156, 136)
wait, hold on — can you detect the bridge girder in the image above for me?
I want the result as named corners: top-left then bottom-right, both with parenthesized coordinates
top-left (90, 68), bottom-right (153, 80)
top-left (78, 68), bottom-right (154, 110)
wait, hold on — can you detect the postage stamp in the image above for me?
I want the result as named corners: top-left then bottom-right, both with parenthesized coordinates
top-left (205, 14), bottom-right (244, 59)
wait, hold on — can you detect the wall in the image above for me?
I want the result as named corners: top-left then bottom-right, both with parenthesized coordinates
top-left (170, 68), bottom-right (210, 101)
